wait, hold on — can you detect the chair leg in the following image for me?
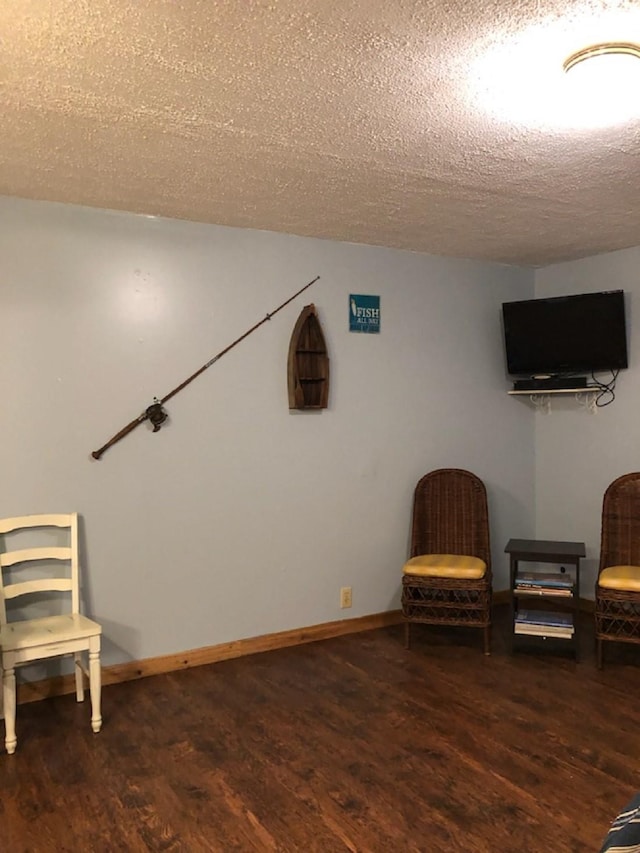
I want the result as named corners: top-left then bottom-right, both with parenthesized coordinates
top-left (483, 624), bottom-right (491, 656)
top-left (89, 641), bottom-right (102, 734)
top-left (74, 652), bottom-right (85, 702)
top-left (597, 637), bottom-right (603, 670)
top-left (3, 664), bottom-right (17, 754)
top-left (404, 621), bottom-right (411, 649)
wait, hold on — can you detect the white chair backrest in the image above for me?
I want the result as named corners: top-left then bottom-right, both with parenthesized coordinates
top-left (0, 513), bottom-right (79, 626)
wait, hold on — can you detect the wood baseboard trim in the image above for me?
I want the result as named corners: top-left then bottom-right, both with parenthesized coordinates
top-left (15, 595), bottom-right (596, 706)
top-left (17, 609), bottom-right (403, 706)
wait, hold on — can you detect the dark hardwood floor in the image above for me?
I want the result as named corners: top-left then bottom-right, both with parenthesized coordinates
top-left (2, 607), bottom-right (639, 852)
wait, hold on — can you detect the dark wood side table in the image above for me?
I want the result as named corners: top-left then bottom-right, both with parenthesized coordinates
top-left (504, 538), bottom-right (586, 660)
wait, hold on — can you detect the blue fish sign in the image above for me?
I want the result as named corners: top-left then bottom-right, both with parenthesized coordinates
top-left (349, 294), bottom-right (380, 334)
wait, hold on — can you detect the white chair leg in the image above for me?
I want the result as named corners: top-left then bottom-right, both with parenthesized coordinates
top-left (74, 652), bottom-right (85, 702)
top-left (89, 644), bottom-right (102, 733)
top-left (3, 665), bottom-right (17, 754)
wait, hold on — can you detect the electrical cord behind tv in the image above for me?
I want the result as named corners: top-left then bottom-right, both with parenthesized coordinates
top-left (590, 369), bottom-right (619, 407)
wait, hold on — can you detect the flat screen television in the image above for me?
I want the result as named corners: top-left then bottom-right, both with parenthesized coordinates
top-left (502, 290), bottom-right (628, 377)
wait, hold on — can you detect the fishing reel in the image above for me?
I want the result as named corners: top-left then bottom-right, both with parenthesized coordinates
top-left (146, 399), bottom-right (168, 432)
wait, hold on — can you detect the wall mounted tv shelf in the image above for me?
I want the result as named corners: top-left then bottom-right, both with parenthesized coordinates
top-left (508, 385), bottom-right (601, 413)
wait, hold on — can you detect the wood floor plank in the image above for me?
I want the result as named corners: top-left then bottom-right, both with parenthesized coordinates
top-left (1, 607), bottom-right (639, 851)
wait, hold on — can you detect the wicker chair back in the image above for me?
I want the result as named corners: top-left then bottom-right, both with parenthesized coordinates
top-left (410, 468), bottom-right (491, 580)
top-left (599, 472), bottom-right (640, 571)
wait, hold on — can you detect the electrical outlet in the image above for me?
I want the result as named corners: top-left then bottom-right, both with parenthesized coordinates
top-left (340, 586), bottom-right (352, 608)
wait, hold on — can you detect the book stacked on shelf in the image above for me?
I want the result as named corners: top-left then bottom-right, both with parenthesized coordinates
top-left (514, 571), bottom-right (573, 597)
top-left (514, 609), bottom-right (574, 639)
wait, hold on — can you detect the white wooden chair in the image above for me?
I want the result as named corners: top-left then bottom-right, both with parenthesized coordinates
top-left (0, 513), bottom-right (101, 754)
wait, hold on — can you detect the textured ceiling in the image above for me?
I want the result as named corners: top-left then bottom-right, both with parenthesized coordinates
top-left (1, 0), bottom-right (639, 266)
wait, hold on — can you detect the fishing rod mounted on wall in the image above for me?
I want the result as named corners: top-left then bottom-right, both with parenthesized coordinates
top-left (91, 275), bottom-right (320, 460)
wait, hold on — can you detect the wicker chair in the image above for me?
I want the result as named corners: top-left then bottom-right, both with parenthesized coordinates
top-left (401, 468), bottom-right (492, 655)
top-left (595, 472), bottom-right (640, 669)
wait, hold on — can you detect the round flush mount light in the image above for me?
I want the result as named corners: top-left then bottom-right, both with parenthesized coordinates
top-left (469, 16), bottom-right (640, 131)
top-left (560, 41), bottom-right (640, 126)
top-left (563, 42), bottom-right (640, 73)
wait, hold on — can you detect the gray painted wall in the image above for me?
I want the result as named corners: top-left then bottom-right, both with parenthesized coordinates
top-left (534, 247), bottom-right (640, 598)
top-left (0, 196), bottom-right (534, 668)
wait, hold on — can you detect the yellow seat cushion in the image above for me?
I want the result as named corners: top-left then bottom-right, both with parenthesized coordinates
top-left (403, 554), bottom-right (487, 580)
top-left (598, 565), bottom-right (640, 591)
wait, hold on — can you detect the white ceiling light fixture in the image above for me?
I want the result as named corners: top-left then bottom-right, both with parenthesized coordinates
top-left (470, 8), bottom-right (640, 132)
top-left (562, 41), bottom-right (640, 127)
top-left (563, 42), bottom-right (640, 74)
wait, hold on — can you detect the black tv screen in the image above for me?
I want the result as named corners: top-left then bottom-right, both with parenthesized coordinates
top-left (502, 290), bottom-right (628, 376)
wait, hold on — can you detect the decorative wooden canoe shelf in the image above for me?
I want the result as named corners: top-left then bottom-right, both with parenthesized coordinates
top-left (287, 304), bottom-right (330, 410)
